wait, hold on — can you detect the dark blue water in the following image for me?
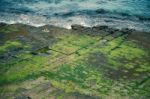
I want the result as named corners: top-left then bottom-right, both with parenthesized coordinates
top-left (0, 0), bottom-right (150, 31)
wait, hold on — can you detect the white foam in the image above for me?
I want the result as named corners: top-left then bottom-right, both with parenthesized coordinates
top-left (0, 12), bottom-right (150, 32)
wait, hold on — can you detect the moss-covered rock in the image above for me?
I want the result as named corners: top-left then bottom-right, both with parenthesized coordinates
top-left (0, 24), bottom-right (150, 99)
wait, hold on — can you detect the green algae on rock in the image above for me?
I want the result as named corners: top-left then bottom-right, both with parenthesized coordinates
top-left (0, 24), bottom-right (150, 99)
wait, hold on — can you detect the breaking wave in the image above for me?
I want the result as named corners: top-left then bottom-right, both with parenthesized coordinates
top-left (0, 0), bottom-right (150, 31)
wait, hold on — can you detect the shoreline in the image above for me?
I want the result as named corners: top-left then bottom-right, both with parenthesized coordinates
top-left (0, 22), bottom-right (150, 33)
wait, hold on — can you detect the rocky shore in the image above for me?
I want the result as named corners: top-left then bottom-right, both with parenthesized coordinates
top-left (0, 23), bottom-right (150, 99)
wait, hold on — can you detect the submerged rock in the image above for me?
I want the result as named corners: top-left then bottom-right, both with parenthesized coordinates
top-left (92, 25), bottom-right (109, 30)
top-left (121, 28), bottom-right (135, 34)
top-left (71, 24), bottom-right (85, 30)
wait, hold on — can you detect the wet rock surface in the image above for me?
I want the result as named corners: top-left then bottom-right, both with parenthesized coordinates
top-left (0, 23), bottom-right (150, 99)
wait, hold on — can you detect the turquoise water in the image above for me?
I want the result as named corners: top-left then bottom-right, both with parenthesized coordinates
top-left (0, 0), bottom-right (150, 31)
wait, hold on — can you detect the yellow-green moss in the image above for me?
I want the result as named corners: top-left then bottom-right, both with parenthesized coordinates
top-left (0, 41), bottom-right (22, 54)
top-left (109, 43), bottom-right (146, 60)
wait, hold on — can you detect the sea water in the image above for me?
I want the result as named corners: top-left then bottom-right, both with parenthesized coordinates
top-left (0, 0), bottom-right (150, 31)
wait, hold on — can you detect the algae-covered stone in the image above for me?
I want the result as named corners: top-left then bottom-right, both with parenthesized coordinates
top-left (0, 23), bottom-right (150, 99)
